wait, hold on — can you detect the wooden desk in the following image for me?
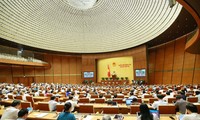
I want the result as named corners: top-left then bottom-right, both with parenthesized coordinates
top-left (0, 99), bottom-right (25, 107)
top-left (33, 97), bottom-right (49, 102)
top-left (27, 111), bottom-right (58, 120)
top-left (82, 114), bottom-right (174, 120)
top-left (27, 111), bottom-right (175, 120)
top-left (0, 109), bottom-right (4, 117)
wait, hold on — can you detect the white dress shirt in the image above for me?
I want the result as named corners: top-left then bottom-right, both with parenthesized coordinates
top-left (48, 100), bottom-right (57, 111)
top-left (182, 113), bottom-right (200, 120)
top-left (65, 100), bottom-right (77, 112)
top-left (152, 99), bottom-right (167, 110)
top-left (1, 106), bottom-right (19, 120)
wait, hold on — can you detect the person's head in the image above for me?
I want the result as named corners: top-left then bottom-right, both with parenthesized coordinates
top-left (139, 103), bottom-right (153, 120)
top-left (18, 108), bottom-right (29, 119)
top-left (113, 94), bottom-right (117, 98)
top-left (130, 92), bottom-right (134, 96)
top-left (11, 100), bottom-right (21, 109)
top-left (98, 94), bottom-right (103, 98)
top-left (64, 102), bottom-right (72, 112)
top-left (176, 95), bottom-right (183, 100)
top-left (195, 91), bottom-right (200, 95)
top-left (68, 95), bottom-right (73, 100)
top-left (166, 91), bottom-right (170, 96)
top-left (107, 100), bottom-right (113, 105)
top-left (102, 115), bottom-right (111, 120)
top-left (50, 96), bottom-right (56, 100)
top-left (113, 114), bottom-right (124, 120)
top-left (186, 103), bottom-right (198, 114)
top-left (157, 94), bottom-right (164, 99)
top-left (140, 103), bottom-right (150, 114)
top-left (132, 98), bottom-right (138, 103)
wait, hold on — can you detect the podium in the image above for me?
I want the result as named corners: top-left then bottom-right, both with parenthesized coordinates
top-left (112, 75), bottom-right (116, 80)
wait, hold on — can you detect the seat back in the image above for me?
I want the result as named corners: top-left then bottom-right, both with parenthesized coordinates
top-left (144, 95), bottom-right (153, 98)
top-left (158, 105), bottom-right (176, 114)
top-left (79, 94), bottom-right (85, 98)
top-left (8, 95), bottom-right (14, 99)
top-left (94, 98), bottom-right (105, 103)
top-left (130, 105), bottom-right (140, 114)
top-left (60, 98), bottom-right (69, 103)
top-left (113, 98), bottom-right (123, 104)
top-left (46, 94), bottom-right (53, 98)
top-left (91, 94), bottom-right (98, 98)
top-left (38, 102), bottom-right (50, 111)
top-left (194, 104), bottom-right (200, 114)
top-left (56, 104), bottom-right (64, 112)
top-left (117, 95), bottom-right (124, 98)
top-left (16, 95), bottom-right (23, 100)
top-left (39, 93), bottom-right (45, 97)
top-left (168, 98), bottom-right (176, 103)
top-left (79, 98), bottom-right (90, 103)
top-left (137, 98), bottom-right (142, 103)
top-left (149, 98), bottom-right (158, 104)
top-left (26, 96), bottom-right (34, 106)
top-left (187, 97), bottom-right (198, 103)
top-left (79, 104), bottom-right (94, 113)
top-left (103, 107), bottom-right (119, 114)
top-left (104, 95), bottom-right (111, 99)
top-left (21, 102), bottom-right (32, 109)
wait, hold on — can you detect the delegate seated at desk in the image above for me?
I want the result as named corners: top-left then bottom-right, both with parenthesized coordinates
top-left (57, 102), bottom-right (76, 120)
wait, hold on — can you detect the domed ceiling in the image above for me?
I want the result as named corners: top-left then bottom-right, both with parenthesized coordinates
top-left (0, 0), bottom-right (182, 53)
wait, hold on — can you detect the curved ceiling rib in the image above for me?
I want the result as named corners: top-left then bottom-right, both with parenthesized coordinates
top-left (0, 0), bottom-right (182, 53)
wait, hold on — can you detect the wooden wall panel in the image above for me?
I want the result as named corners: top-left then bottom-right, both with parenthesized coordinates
top-left (181, 71), bottom-right (193, 84)
top-left (0, 66), bottom-right (12, 83)
top-left (172, 72), bottom-right (182, 84)
top-left (53, 56), bottom-right (61, 74)
top-left (149, 35), bottom-right (200, 85)
top-left (45, 76), bottom-right (53, 83)
top-left (35, 68), bottom-right (45, 83)
top-left (193, 70), bottom-right (200, 84)
top-left (69, 76), bottom-right (76, 84)
top-left (24, 66), bottom-right (34, 76)
top-left (12, 66), bottom-right (23, 77)
top-left (76, 58), bottom-right (82, 83)
top-left (54, 76), bottom-right (61, 83)
top-left (173, 38), bottom-right (185, 70)
top-left (155, 46), bottom-right (165, 71)
top-left (154, 72), bottom-right (163, 84)
top-left (163, 72), bottom-right (172, 84)
top-left (164, 42), bottom-right (174, 70)
top-left (148, 50), bottom-right (156, 84)
top-left (61, 56), bottom-right (70, 83)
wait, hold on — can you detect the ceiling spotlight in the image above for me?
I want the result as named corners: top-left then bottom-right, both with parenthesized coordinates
top-left (67, 0), bottom-right (97, 10)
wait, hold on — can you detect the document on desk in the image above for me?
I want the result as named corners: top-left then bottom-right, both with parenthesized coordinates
top-left (83, 115), bottom-right (92, 120)
top-left (36, 113), bottom-right (48, 118)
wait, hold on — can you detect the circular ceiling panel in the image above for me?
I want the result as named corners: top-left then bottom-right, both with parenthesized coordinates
top-left (0, 0), bottom-right (182, 53)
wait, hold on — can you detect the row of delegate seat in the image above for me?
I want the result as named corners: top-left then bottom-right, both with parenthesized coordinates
top-left (20, 102), bottom-right (190, 114)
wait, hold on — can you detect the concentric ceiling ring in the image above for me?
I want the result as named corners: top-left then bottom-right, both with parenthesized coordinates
top-left (0, 0), bottom-right (182, 53)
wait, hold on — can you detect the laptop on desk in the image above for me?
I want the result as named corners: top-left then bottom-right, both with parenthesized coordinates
top-left (126, 99), bottom-right (132, 106)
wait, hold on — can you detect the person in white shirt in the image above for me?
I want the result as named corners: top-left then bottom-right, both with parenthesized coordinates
top-left (17, 108), bottom-right (29, 120)
top-left (163, 91), bottom-right (173, 103)
top-left (195, 91), bottom-right (200, 103)
top-left (1, 100), bottom-right (21, 120)
top-left (65, 95), bottom-right (78, 112)
top-left (48, 96), bottom-right (58, 111)
top-left (141, 91), bottom-right (149, 99)
top-left (152, 94), bottom-right (167, 110)
top-left (181, 103), bottom-right (200, 120)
